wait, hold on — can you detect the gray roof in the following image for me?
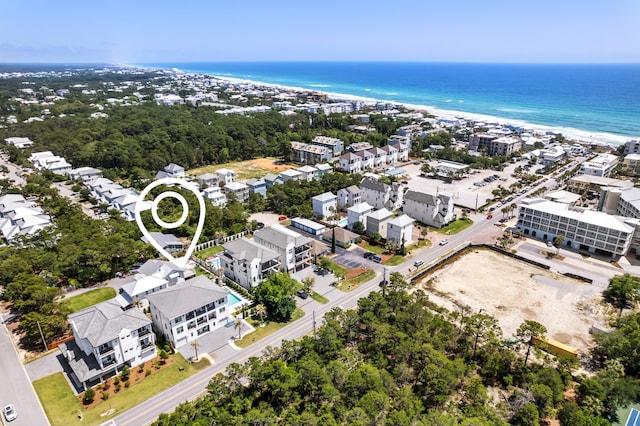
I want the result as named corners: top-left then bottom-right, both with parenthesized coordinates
top-left (264, 173), bottom-right (282, 182)
top-left (141, 232), bottom-right (183, 249)
top-left (165, 163), bottom-right (184, 172)
top-left (360, 177), bottom-right (387, 192)
top-left (68, 299), bottom-right (151, 347)
top-left (147, 275), bottom-right (228, 319)
top-left (404, 190), bottom-right (438, 206)
top-left (223, 237), bottom-right (280, 263)
top-left (254, 224), bottom-right (311, 249)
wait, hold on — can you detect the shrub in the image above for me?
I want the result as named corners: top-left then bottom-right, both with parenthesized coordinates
top-left (124, 380), bottom-right (130, 388)
top-left (159, 349), bottom-right (169, 364)
top-left (121, 365), bottom-right (130, 381)
top-left (145, 369), bottom-right (151, 377)
top-left (82, 388), bottom-right (95, 405)
top-left (114, 383), bottom-right (121, 393)
top-left (101, 391), bottom-right (109, 401)
top-left (114, 376), bottom-right (120, 385)
top-left (103, 382), bottom-right (110, 390)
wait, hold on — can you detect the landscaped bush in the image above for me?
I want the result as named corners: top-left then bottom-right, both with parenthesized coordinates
top-left (101, 391), bottom-right (109, 400)
top-left (145, 369), bottom-right (151, 377)
top-left (124, 380), bottom-right (130, 388)
top-left (114, 383), bottom-right (121, 393)
top-left (82, 388), bottom-right (95, 405)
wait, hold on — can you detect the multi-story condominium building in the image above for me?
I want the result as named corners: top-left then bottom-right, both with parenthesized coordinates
top-left (370, 147), bottom-right (387, 169)
top-left (246, 178), bottom-right (267, 197)
top-left (358, 150), bottom-right (375, 170)
top-left (60, 299), bottom-right (156, 390)
top-left (566, 174), bottom-right (633, 198)
top-left (347, 202), bottom-right (373, 231)
top-left (311, 135), bottom-right (344, 156)
top-left (623, 154), bottom-right (640, 175)
top-left (224, 181), bottom-right (249, 203)
top-left (216, 168), bottom-right (236, 185)
top-left (469, 134), bottom-right (522, 156)
top-left (516, 198), bottom-right (635, 257)
top-left (623, 139), bottom-right (640, 155)
top-left (366, 208), bottom-right (393, 238)
top-left (468, 133), bottom-right (498, 152)
top-left (387, 214), bottom-right (414, 245)
top-left (147, 276), bottom-right (230, 349)
top-left (220, 237), bottom-right (281, 289)
top-left (337, 185), bottom-right (362, 210)
top-left (380, 144), bottom-right (399, 165)
top-left (348, 142), bottom-right (375, 153)
top-left (312, 192), bottom-right (337, 219)
top-left (339, 152), bottom-right (363, 174)
top-left (290, 141), bottom-right (332, 164)
top-left (360, 177), bottom-right (404, 211)
top-left (403, 190), bottom-right (455, 229)
top-left (599, 187), bottom-right (640, 218)
top-left (253, 224), bottom-right (312, 272)
top-left (297, 165), bottom-right (318, 181)
top-left (579, 154), bottom-right (619, 177)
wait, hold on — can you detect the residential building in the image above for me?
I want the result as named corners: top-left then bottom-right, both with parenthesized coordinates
top-left (311, 135), bottom-right (344, 156)
top-left (0, 194), bottom-right (52, 243)
top-left (388, 135), bottom-right (412, 152)
top-left (216, 168), bottom-right (236, 185)
top-left (366, 208), bottom-right (393, 238)
top-left (348, 142), bottom-right (375, 153)
top-left (370, 147), bottom-right (387, 169)
top-left (337, 185), bottom-right (362, 210)
top-left (60, 299), bottom-right (156, 391)
top-left (403, 190), bottom-right (455, 229)
top-left (579, 154), bottom-right (619, 177)
top-left (436, 160), bottom-right (469, 177)
top-left (358, 150), bottom-right (375, 170)
top-left (28, 151), bottom-right (72, 175)
top-left (517, 198), bottom-right (635, 257)
top-left (339, 152), bottom-right (363, 174)
top-left (347, 202), bottom-right (373, 231)
top-left (386, 214), bottom-right (415, 245)
top-left (4, 136), bottom-right (34, 149)
top-left (253, 224), bottom-right (312, 272)
top-left (623, 139), bottom-right (640, 155)
top-left (469, 133), bottom-right (521, 156)
top-left (290, 142), bottom-right (332, 164)
top-left (599, 187), bottom-right (640, 217)
top-left (291, 217), bottom-right (326, 236)
top-left (264, 173), bottom-right (283, 188)
top-left (69, 167), bottom-right (102, 182)
top-left (202, 186), bottom-right (227, 207)
top-left (147, 276), bottom-right (230, 349)
top-left (141, 232), bottom-right (183, 253)
top-left (197, 173), bottom-right (219, 188)
top-left (297, 165), bottom-right (318, 182)
top-left (224, 181), bottom-right (249, 203)
top-left (360, 176), bottom-right (404, 211)
top-left (623, 154), bottom-right (640, 175)
top-left (380, 144), bottom-right (399, 165)
top-left (312, 192), bottom-right (337, 219)
top-left (322, 227), bottom-right (359, 248)
top-left (156, 163), bottom-right (185, 180)
top-left (246, 178), bottom-right (267, 197)
top-left (281, 169), bottom-right (303, 182)
top-left (117, 259), bottom-right (188, 308)
top-left (314, 163), bottom-right (332, 179)
top-left (220, 238), bottom-right (281, 289)
top-left (566, 174), bottom-right (633, 198)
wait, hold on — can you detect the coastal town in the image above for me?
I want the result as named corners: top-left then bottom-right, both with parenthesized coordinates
top-left (1, 65), bottom-right (640, 425)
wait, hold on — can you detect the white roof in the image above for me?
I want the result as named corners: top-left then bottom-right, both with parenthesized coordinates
top-left (348, 202), bottom-right (373, 214)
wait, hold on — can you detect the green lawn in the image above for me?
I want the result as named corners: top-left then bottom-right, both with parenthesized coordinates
top-left (236, 308), bottom-right (305, 348)
top-left (383, 255), bottom-right (405, 266)
top-left (34, 353), bottom-right (209, 426)
top-left (62, 288), bottom-right (117, 313)
top-left (311, 291), bottom-right (329, 304)
top-left (194, 245), bottom-right (224, 260)
top-left (361, 242), bottom-right (386, 254)
top-left (338, 269), bottom-right (376, 291)
top-left (322, 258), bottom-right (349, 277)
top-left (435, 218), bottom-right (474, 235)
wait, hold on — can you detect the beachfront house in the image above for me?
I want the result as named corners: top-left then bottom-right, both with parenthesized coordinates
top-left (147, 276), bottom-right (230, 349)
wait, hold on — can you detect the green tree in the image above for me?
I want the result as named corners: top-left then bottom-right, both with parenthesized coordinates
top-left (301, 276), bottom-right (315, 294)
top-left (604, 273), bottom-right (640, 317)
top-left (352, 221), bottom-right (365, 235)
top-left (516, 320), bottom-right (547, 366)
top-left (82, 388), bottom-right (96, 405)
top-left (253, 272), bottom-right (297, 322)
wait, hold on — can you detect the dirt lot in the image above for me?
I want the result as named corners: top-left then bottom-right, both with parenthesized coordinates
top-left (189, 157), bottom-right (294, 181)
top-left (416, 249), bottom-right (607, 354)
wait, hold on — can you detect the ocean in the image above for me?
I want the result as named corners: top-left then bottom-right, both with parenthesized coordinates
top-left (141, 62), bottom-right (640, 144)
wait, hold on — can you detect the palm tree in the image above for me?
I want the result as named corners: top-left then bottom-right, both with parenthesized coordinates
top-left (234, 317), bottom-right (244, 340)
top-left (301, 276), bottom-right (315, 294)
top-left (254, 304), bottom-right (267, 325)
top-left (190, 339), bottom-right (200, 362)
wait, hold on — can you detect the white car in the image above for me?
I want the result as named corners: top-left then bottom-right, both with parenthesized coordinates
top-left (439, 239), bottom-right (449, 246)
top-left (3, 404), bottom-right (16, 422)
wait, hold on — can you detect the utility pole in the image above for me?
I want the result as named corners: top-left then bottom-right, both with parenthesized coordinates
top-left (312, 310), bottom-right (317, 337)
top-left (37, 320), bottom-right (48, 352)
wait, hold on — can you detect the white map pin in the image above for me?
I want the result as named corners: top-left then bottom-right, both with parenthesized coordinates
top-left (135, 178), bottom-right (206, 268)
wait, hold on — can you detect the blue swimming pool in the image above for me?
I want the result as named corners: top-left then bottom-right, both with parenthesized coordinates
top-left (227, 291), bottom-right (243, 306)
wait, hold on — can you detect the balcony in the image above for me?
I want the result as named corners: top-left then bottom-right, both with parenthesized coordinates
top-left (138, 328), bottom-right (151, 337)
top-left (140, 340), bottom-right (154, 350)
top-left (102, 358), bottom-right (117, 368)
top-left (99, 345), bottom-right (115, 355)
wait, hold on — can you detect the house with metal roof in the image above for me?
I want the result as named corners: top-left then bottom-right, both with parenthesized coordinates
top-left (59, 299), bottom-right (156, 391)
top-left (147, 276), bottom-right (230, 349)
top-left (253, 224), bottom-right (312, 272)
top-left (312, 191), bottom-right (337, 219)
top-left (403, 189), bottom-right (455, 229)
top-left (387, 214), bottom-right (415, 246)
top-left (220, 238), bottom-right (281, 289)
top-left (337, 185), bottom-right (362, 210)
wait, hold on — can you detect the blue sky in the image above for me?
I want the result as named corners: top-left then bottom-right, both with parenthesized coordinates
top-left (1, 0), bottom-right (639, 63)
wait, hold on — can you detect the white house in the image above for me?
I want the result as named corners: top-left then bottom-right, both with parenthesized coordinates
top-left (68, 167), bottom-right (102, 182)
top-left (339, 152), bottom-right (363, 174)
top-left (198, 173), bottom-right (219, 188)
top-left (337, 185), bottom-right (362, 210)
top-left (579, 154), bottom-right (619, 178)
top-left (147, 276), bottom-right (230, 349)
top-left (216, 168), bottom-right (236, 185)
top-left (297, 165), bottom-right (318, 182)
top-left (281, 169), bottom-right (303, 182)
top-left (156, 163), bottom-right (185, 180)
top-left (403, 190), bottom-right (455, 229)
top-left (386, 214), bottom-right (415, 246)
top-left (347, 202), bottom-right (373, 231)
top-left (0, 194), bottom-right (52, 243)
top-left (360, 176), bottom-right (404, 211)
top-left (28, 151), bottom-right (72, 175)
top-left (220, 238), bottom-right (281, 289)
top-left (380, 144), bottom-right (399, 165)
top-left (202, 186), bottom-right (227, 207)
top-left (4, 137), bottom-right (34, 149)
top-left (224, 181), bottom-right (249, 203)
top-left (253, 224), bottom-right (312, 272)
top-left (312, 192), bottom-right (337, 219)
top-left (366, 208), bottom-right (393, 239)
top-left (60, 300), bottom-right (156, 390)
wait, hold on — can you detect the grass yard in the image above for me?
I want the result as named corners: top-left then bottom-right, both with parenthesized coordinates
top-left (236, 308), bottom-right (305, 348)
top-left (383, 255), bottom-right (405, 266)
top-left (34, 353), bottom-right (209, 426)
top-left (361, 242), bottom-right (386, 254)
top-left (194, 245), bottom-right (224, 260)
top-left (63, 287), bottom-right (116, 313)
top-left (338, 269), bottom-right (376, 291)
top-left (435, 218), bottom-right (474, 235)
top-left (188, 157), bottom-right (294, 181)
top-left (311, 291), bottom-right (329, 304)
top-left (321, 258), bottom-right (349, 277)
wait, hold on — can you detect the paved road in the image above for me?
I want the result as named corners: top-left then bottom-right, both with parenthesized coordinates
top-left (0, 318), bottom-right (49, 426)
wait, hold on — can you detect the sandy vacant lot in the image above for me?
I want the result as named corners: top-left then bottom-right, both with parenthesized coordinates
top-left (417, 249), bottom-right (607, 353)
top-left (189, 157), bottom-right (294, 181)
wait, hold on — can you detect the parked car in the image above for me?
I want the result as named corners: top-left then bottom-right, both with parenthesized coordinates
top-left (363, 252), bottom-right (374, 259)
top-left (296, 290), bottom-right (309, 299)
top-left (371, 255), bottom-right (382, 263)
top-left (439, 239), bottom-right (449, 246)
top-left (3, 404), bottom-right (16, 422)
top-left (486, 214), bottom-right (493, 219)
top-left (414, 260), bottom-right (425, 267)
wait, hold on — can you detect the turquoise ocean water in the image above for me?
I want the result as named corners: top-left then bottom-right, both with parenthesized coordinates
top-left (142, 62), bottom-right (640, 144)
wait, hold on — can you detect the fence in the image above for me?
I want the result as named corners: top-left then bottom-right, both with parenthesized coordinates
top-left (194, 231), bottom-right (249, 252)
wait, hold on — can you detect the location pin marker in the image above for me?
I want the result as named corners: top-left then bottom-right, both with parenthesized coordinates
top-left (135, 178), bottom-right (206, 268)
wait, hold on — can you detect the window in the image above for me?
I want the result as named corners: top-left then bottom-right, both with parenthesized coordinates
top-left (219, 307), bottom-right (226, 313)
top-left (176, 326), bottom-right (184, 334)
